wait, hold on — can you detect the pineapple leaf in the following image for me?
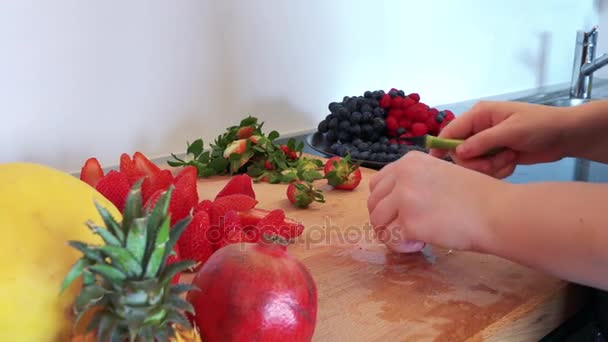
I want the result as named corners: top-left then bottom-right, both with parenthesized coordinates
top-left (83, 269), bottom-right (96, 286)
top-left (126, 217), bottom-right (147, 264)
top-left (122, 180), bottom-right (144, 233)
top-left (143, 215), bottom-right (171, 278)
top-left (87, 221), bottom-right (122, 247)
top-left (74, 284), bottom-right (107, 312)
top-left (97, 313), bottom-right (118, 342)
top-left (165, 294), bottom-right (195, 314)
top-left (169, 283), bottom-right (199, 295)
top-left (68, 241), bottom-right (105, 263)
top-left (162, 311), bottom-right (192, 331)
top-left (160, 216), bottom-right (191, 268)
top-left (144, 186), bottom-right (173, 268)
top-left (88, 264), bottom-right (127, 284)
top-left (84, 308), bottom-right (104, 334)
top-left (59, 257), bottom-right (88, 294)
top-left (94, 201), bottom-right (125, 243)
top-left (98, 246), bottom-right (143, 278)
top-left (155, 328), bottom-right (170, 342)
top-left (159, 260), bottom-right (197, 286)
top-left (143, 308), bottom-right (168, 325)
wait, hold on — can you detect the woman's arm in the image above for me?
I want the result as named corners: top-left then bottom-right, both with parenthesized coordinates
top-left (563, 100), bottom-right (608, 163)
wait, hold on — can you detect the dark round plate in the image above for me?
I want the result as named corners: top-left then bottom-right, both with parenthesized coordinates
top-left (305, 132), bottom-right (392, 169)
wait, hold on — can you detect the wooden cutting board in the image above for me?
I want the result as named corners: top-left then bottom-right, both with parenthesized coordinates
top-left (179, 160), bottom-right (586, 342)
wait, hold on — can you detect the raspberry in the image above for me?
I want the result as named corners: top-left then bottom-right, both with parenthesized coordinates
top-left (391, 97), bottom-right (404, 109)
top-left (400, 132), bottom-right (413, 145)
top-left (415, 110), bottom-right (430, 122)
top-left (425, 116), bottom-right (439, 134)
top-left (401, 96), bottom-right (416, 109)
top-left (444, 110), bottom-right (455, 120)
top-left (429, 108), bottom-right (439, 115)
top-left (385, 116), bottom-right (398, 132)
top-left (379, 94), bottom-right (392, 108)
top-left (411, 123), bottom-right (429, 136)
top-left (390, 109), bottom-right (404, 119)
top-left (398, 118), bottom-right (413, 129)
top-left (408, 93), bottom-right (420, 102)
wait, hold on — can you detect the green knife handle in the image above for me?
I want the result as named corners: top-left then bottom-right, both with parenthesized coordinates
top-left (426, 135), bottom-right (503, 156)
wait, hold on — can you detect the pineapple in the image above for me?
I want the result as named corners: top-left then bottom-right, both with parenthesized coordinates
top-left (60, 181), bottom-right (201, 341)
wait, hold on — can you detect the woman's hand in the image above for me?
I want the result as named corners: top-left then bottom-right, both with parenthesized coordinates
top-left (430, 101), bottom-right (570, 178)
top-left (367, 151), bottom-right (508, 253)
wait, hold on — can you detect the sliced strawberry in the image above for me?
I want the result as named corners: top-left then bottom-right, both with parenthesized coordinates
top-left (323, 155), bottom-right (362, 190)
top-left (165, 245), bottom-right (182, 284)
top-left (120, 153), bottom-right (144, 185)
top-left (133, 151), bottom-right (161, 177)
top-left (213, 194), bottom-right (258, 215)
top-left (193, 199), bottom-right (214, 216)
top-left (223, 139), bottom-right (248, 158)
top-left (248, 135), bottom-right (262, 144)
top-left (237, 208), bottom-right (304, 240)
top-left (142, 169), bottom-right (174, 205)
top-left (95, 170), bottom-right (131, 212)
top-left (168, 166), bottom-right (199, 225)
top-left (177, 210), bottom-right (214, 272)
top-left (237, 208), bottom-right (269, 228)
top-left (236, 126), bottom-right (254, 139)
top-left (215, 174), bottom-right (256, 200)
top-left (80, 157), bottom-right (104, 188)
top-left (255, 209), bottom-right (286, 239)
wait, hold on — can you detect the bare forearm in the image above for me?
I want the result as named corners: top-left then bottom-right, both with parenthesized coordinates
top-left (481, 181), bottom-right (608, 290)
top-left (563, 100), bottom-right (608, 163)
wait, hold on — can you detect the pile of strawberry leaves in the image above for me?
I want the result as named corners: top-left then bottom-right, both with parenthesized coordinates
top-left (167, 116), bottom-right (326, 184)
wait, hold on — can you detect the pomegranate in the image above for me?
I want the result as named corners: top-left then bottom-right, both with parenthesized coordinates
top-left (186, 236), bottom-right (318, 342)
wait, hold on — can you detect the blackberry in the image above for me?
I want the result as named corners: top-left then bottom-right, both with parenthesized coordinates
top-left (360, 104), bottom-right (373, 113)
top-left (326, 113), bottom-right (336, 121)
top-left (337, 131), bottom-right (350, 142)
top-left (345, 98), bottom-right (358, 112)
top-left (352, 138), bottom-right (363, 147)
top-left (339, 120), bottom-right (351, 130)
top-left (369, 99), bottom-right (379, 108)
top-left (364, 90), bottom-right (373, 98)
top-left (326, 130), bottom-right (337, 142)
top-left (359, 151), bottom-right (370, 160)
top-left (328, 118), bottom-right (338, 130)
top-left (369, 153), bottom-right (378, 161)
top-left (374, 90), bottom-right (385, 100)
top-left (329, 102), bottom-right (342, 113)
top-left (351, 111), bottom-right (362, 123)
top-left (396, 127), bottom-right (406, 135)
top-left (358, 142), bottom-right (369, 151)
top-left (387, 153), bottom-right (398, 161)
top-left (362, 111), bottom-right (373, 123)
top-left (350, 124), bottom-right (361, 136)
top-left (371, 142), bottom-right (382, 153)
top-left (336, 146), bottom-right (347, 156)
top-left (372, 118), bottom-right (386, 133)
top-left (317, 120), bottom-right (329, 133)
top-left (351, 150), bottom-right (361, 159)
top-left (388, 89), bottom-right (399, 97)
top-left (388, 144), bottom-right (399, 153)
top-left (361, 124), bottom-right (373, 136)
top-left (337, 107), bottom-right (349, 119)
top-left (373, 108), bottom-right (385, 118)
top-left (377, 152), bottom-right (388, 162)
top-left (343, 96), bottom-right (350, 102)
top-left (436, 110), bottom-right (446, 123)
top-left (379, 136), bottom-right (389, 145)
top-left (398, 90), bottom-right (405, 97)
top-left (330, 143), bottom-right (341, 153)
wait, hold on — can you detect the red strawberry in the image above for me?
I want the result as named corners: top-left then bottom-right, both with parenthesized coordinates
top-left (411, 123), bottom-right (429, 136)
top-left (168, 166), bottom-right (199, 225)
top-left (142, 169), bottom-right (174, 205)
top-left (385, 116), bottom-right (398, 132)
top-left (95, 170), bottom-right (131, 212)
top-left (165, 245), bottom-right (182, 284)
top-left (120, 153), bottom-right (144, 185)
top-left (215, 174), bottom-right (256, 200)
top-left (238, 208), bottom-right (304, 241)
top-left (323, 156), bottom-right (362, 190)
top-left (133, 151), bottom-right (161, 177)
top-left (193, 199), bottom-right (214, 216)
top-left (80, 157), bottom-right (104, 188)
top-left (213, 194), bottom-right (258, 215)
top-left (286, 181), bottom-right (325, 208)
top-left (379, 94), bottom-right (392, 108)
top-left (255, 209), bottom-right (286, 238)
top-left (264, 160), bottom-right (274, 170)
top-left (280, 145), bottom-right (298, 160)
top-left (408, 93), bottom-right (420, 102)
top-left (236, 126), bottom-right (254, 139)
top-left (178, 210), bottom-right (214, 271)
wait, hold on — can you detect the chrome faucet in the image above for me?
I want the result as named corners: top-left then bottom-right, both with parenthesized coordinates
top-left (570, 26), bottom-right (608, 99)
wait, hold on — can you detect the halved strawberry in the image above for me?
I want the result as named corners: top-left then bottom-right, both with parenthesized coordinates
top-left (214, 174), bottom-right (256, 200)
top-left (236, 126), bottom-right (254, 139)
top-left (323, 156), bottom-right (362, 190)
top-left (238, 208), bottom-right (305, 240)
top-left (142, 169), bottom-right (174, 205)
top-left (95, 170), bottom-right (131, 212)
top-left (168, 166), bottom-right (199, 225)
top-left (177, 210), bottom-right (214, 272)
top-left (133, 151), bottom-right (161, 177)
top-left (249, 135), bottom-right (262, 144)
top-left (213, 194), bottom-right (258, 216)
top-left (193, 199), bottom-right (214, 216)
top-left (223, 139), bottom-right (248, 158)
top-left (80, 157), bottom-right (104, 188)
top-left (120, 153), bottom-right (144, 185)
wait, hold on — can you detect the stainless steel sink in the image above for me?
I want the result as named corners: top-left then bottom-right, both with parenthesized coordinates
top-left (536, 97), bottom-right (592, 107)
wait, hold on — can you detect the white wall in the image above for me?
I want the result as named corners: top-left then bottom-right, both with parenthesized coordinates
top-left (0, 0), bottom-right (599, 172)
